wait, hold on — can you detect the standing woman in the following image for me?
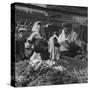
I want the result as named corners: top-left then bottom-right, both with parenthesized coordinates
top-left (25, 21), bottom-right (43, 68)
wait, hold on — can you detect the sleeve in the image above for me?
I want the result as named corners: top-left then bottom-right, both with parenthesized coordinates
top-left (25, 33), bottom-right (36, 48)
top-left (27, 33), bottom-right (35, 41)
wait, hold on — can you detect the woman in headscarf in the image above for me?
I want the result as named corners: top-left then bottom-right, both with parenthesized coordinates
top-left (25, 21), bottom-right (49, 69)
top-left (25, 21), bottom-right (42, 56)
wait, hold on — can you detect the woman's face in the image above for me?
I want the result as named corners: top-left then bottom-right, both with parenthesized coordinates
top-left (63, 27), bottom-right (68, 34)
top-left (63, 27), bottom-right (72, 34)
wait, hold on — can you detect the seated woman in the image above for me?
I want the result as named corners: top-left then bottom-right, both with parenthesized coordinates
top-left (58, 23), bottom-right (82, 58)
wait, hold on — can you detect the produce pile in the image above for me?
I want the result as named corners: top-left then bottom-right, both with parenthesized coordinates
top-left (15, 53), bottom-right (88, 87)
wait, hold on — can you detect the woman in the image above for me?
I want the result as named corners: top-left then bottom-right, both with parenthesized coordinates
top-left (25, 21), bottom-right (49, 68)
top-left (58, 23), bottom-right (82, 57)
top-left (25, 21), bottom-right (42, 58)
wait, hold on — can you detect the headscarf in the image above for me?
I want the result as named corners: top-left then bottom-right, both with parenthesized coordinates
top-left (32, 21), bottom-right (42, 32)
top-left (26, 21), bottom-right (42, 43)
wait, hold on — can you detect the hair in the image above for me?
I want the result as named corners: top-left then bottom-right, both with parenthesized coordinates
top-left (62, 22), bottom-right (72, 29)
